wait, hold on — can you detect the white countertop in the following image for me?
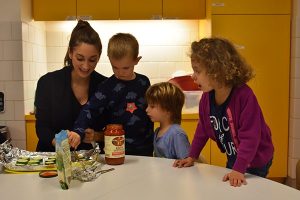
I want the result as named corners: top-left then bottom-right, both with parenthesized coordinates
top-left (0, 155), bottom-right (299, 200)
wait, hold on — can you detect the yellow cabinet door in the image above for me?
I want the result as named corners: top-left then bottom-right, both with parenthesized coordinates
top-left (211, 15), bottom-right (290, 178)
top-left (163, 0), bottom-right (206, 19)
top-left (25, 115), bottom-right (38, 151)
top-left (181, 114), bottom-right (211, 163)
top-left (120, 0), bottom-right (162, 19)
top-left (211, 0), bottom-right (291, 14)
top-left (77, 0), bottom-right (119, 20)
top-left (33, 0), bottom-right (76, 21)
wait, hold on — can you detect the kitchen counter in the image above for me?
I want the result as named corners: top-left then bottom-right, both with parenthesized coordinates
top-left (0, 155), bottom-right (299, 199)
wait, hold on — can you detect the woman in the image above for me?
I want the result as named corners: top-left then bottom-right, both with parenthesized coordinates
top-left (35, 20), bottom-right (107, 152)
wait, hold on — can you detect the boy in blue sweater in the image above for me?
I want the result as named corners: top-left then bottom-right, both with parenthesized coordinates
top-left (71, 33), bottom-right (154, 156)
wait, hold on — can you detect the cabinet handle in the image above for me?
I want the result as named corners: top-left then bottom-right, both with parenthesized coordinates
top-left (78, 16), bottom-right (93, 20)
top-left (65, 16), bottom-right (77, 20)
top-left (212, 2), bottom-right (225, 7)
top-left (151, 15), bottom-right (162, 20)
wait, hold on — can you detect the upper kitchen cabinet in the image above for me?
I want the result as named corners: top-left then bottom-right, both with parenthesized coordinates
top-left (77, 0), bottom-right (119, 20)
top-left (33, 0), bottom-right (119, 20)
top-left (33, 0), bottom-right (207, 20)
top-left (33, 0), bottom-right (76, 21)
top-left (163, 0), bottom-right (206, 19)
top-left (211, 0), bottom-right (291, 14)
top-left (120, 0), bottom-right (162, 19)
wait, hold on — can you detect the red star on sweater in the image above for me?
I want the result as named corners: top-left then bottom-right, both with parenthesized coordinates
top-left (126, 102), bottom-right (137, 113)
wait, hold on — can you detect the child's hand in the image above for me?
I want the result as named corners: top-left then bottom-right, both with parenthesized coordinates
top-left (68, 131), bottom-right (81, 149)
top-left (223, 170), bottom-right (247, 187)
top-left (83, 128), bottom-right (95, 143)
top-left (173, 157), bottom-right (195, 168)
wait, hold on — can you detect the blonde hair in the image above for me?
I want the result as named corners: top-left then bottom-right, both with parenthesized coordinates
top-left (146, 82), bottom-right (185, 124)
top-left (107, 33), bottom-right (139, 60)
top-left (191, 37), bottom-right (254, 87)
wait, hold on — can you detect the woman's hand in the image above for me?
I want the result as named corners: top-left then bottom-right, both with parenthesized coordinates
top-left (83, 128), bottom-right (95, 143)
top-left (223, 170), bottom-right (247, 187)
top-left (51, 138), bottom-right (56, 147)
top-left (68, 131), bottom-right (81, 149)
top-left (83, 128), bottom-right (104, 143)
top-left (173, 157), bottom-right (195, 168)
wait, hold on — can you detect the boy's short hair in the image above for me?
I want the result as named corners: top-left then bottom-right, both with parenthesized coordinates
top-left (146, 82), bottom-right (185, 124)
top-left (107, 33), bottom-right (139, 59)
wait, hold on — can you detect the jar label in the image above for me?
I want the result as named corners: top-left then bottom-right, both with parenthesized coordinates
top-left (105, 135), bottom-right (125, 158)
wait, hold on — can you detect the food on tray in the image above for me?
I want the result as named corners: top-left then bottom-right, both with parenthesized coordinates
top-left (16, 159), bottom-right (28, 165)
top-left (14, 156), bottom-right (56, 167)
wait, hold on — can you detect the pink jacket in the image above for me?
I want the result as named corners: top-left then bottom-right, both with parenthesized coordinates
top-left (189, 84), bottom-right (274, 174)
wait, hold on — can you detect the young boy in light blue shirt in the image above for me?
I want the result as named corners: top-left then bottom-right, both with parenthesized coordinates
top-left (146, 82), bottom-right (190, 159)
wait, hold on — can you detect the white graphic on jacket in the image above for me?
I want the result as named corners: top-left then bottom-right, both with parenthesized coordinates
top-left (210, 115), bottom-right (237, 156)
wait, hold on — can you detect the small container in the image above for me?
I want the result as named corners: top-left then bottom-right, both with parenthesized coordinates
top-left (104, 124), bottom-right (125, 165)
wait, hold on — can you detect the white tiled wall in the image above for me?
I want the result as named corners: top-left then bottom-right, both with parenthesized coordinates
top-left (0, 0), bottom-right (47, 149)
top-left (289, 0), bottom-right (300, 179)
top-left (45, 20), bottom-right (199, 84)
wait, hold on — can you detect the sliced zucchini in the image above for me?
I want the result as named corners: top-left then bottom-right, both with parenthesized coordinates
top-left (16, 159), bottom-right (29, 164)
top-left (45, 161), bottom-right (55, 165)
top-left (15, 163), bottom-right (26, 166)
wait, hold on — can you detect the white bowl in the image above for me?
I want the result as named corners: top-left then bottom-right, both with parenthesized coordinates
top-left (182, 91), bottom-right (203, 113)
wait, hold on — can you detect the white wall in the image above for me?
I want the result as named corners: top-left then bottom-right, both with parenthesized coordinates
top-left (45, 20), bottom-right (199, 84)
top-left (0, 0), bottom-right (21, 21)
top-left (289, 0), bottom-right (300, 179)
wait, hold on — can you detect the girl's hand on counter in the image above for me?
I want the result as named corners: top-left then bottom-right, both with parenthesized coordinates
top-left (68, 131), bottom-right (81, 149)
top-left (223, 170), bottom-right (247, 187)
top-left (173, 157), bottom-right (195, 168)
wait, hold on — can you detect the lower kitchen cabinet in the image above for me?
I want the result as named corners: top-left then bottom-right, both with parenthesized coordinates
top-left (25, 114), bottom-right (38, 152)
top-left (181, 114), bottom-right (210, 163)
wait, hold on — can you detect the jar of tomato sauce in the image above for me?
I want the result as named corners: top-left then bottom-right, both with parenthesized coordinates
top-left (104, 124), bottom-right (125, 165)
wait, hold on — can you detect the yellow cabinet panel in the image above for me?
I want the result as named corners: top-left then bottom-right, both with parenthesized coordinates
top-left (211, 0), bottom-right (291, 14)
top-left (33, 0), bottom-right (76, 21)
top-left (212, 15), bottom-right (290, 178)
top-left (163, 0), bottom-right (206, 19)
top-left (181, 114), bottom-right (210, 163)
top-left (210, 140), bottom-right (227, 167)
top-left (120, 0), bottom-right (162, 19)
top-left (25, 115), bottom-right (38, 152)
top-left (77, 0), bottom-right (119, 20)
